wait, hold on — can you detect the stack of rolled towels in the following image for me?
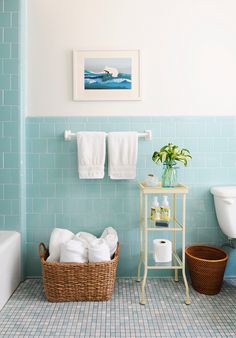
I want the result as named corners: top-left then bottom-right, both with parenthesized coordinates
top-left (46, 227), bottom-right (118, 263)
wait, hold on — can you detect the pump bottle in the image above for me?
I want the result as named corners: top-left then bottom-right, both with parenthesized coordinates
top-left (151, 196), bottom-right (160, 221)
top-left (160, 195), bottom-right (171, 221)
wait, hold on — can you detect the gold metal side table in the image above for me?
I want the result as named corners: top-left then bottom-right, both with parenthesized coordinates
top-left (137, 183), bottom-right (191, 305)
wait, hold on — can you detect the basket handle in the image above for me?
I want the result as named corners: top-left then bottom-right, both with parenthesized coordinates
top-left (38, 242), bottom-right (47, 259)
top-left (114, 242), bottom-right (120, 258)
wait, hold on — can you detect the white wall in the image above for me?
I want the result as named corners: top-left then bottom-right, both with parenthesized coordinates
top-left (27, 0), bottom-right (236, 116)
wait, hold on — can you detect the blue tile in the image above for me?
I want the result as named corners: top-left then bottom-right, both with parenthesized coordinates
top-left (40, 154), bottom-right (55, 169)
top-left (47, 198), bottom-right (62, 213)
top-left (227, 137), bottom-right (236, 153)
top-left (0, 43), bottom-right (10, 57)
top-left (26, 154), bottom-right (40, 169)
top-left (39, 184), bottom-right (55, 198)
top-left (4, 90), bottom-right (18, 105)
top-left (47, 168), bottom-right (62, 183)
top-left (0, 169), bottom-right (11, 183)
top-left (63, 198), bottom-right (92, 214)
top-left (220, 121), bottom-right (236, 137)
top-left (4, 184), bottom-right (19, 198)
top-left (10, 74), bottom-right (18, 90)
top-left (48, 139), bottom-right (63, 153)
top-left (0, 199), bottom-right (11, 213)
top-left (0, 74), bottom-right (10, 89)
top-left (4, 27), bottom-right (18, 43)
top-left (10, 43), bottom-right (18, 58)
top-left (4, 0), bottom-right (19, 11)
top-left (100, 183), bottom-right (115, 198)
top-left (39, 123), bottom-right (55, 137)
top-left (32, 168), bottom-right (47, 184)
top-left (5, 215), bottom-right (19, 227)
top-left (11, 198), bottom-right (19, 215)
top-left (31, 139), bottom-right (47, 153)
top-left (93, 199), bottom-right (109, 214)
top-left (3, 121), bottom-right (18, 136)
top-left (33, 198), bottom-right (47, 213)
top-left (0, 12), bottom-right (10, 26)
top-left (11, 12), bottom-right (18, 27)
top-left (0, 106), bottom-right (11, 119)
top-left (27, 123), bottom-right (39, 138)
top-left (26, 183), bottom-right (40, 199)
top-left (4, 153), bottom-right (19, 168)
top-left (54, 154), bottom-right (73, 168)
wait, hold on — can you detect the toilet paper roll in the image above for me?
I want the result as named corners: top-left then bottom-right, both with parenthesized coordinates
top-left (153, 239), bottom-right (172, 263)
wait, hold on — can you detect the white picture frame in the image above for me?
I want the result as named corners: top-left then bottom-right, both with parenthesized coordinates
top-left (73, 50), bottom-right (141, 101)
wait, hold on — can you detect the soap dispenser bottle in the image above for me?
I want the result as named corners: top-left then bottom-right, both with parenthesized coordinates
top-left (151, 196), bottom-right (160, 221)
top-left (161, 195), bottom-right (171, 221)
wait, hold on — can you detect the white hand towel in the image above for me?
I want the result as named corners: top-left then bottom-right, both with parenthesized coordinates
top-left (46, 228), bottom-right (74, 262)
top-left (101, 227), bottom-right (118, 257)
top-left (74, 232), bottom-right (97, 245)
top-left (88, 238), bottom-right (111, 263)
top-left (60, 238), bottom-right (88, 263)
top-left (108, 132), bottom-right (138, 179)
top-left (77, 132), bottom-right (106, 179)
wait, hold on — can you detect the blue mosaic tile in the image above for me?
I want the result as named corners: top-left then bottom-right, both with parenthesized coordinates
top-left (0, 279), bottom-right (236, 337)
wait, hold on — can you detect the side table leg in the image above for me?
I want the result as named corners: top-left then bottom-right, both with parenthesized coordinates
top-left (140, 193), bottom-right (148, 305)
top-left (174, 270), bottom-right (179, 282)
top-left (182, 193), bottom-right (190, 304)
top-left (182, 269), bottom-right (191, 305)
top-left (140, 267), bottom-right (147, 305)
top-left (137, 190), bottom-right (143, 283)
top-left (173, 193), bottom-right (178, 282)
top-left (137, 251), bottom-right (143, 282)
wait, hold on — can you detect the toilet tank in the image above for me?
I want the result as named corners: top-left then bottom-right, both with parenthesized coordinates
top-left (211, 186), bottom-right (236, 239)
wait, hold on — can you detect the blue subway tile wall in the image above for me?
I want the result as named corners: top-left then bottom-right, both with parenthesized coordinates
top-left (26, 116), bottom-right (236, 277)
top-left (0, 0), bottom-right (20, 231)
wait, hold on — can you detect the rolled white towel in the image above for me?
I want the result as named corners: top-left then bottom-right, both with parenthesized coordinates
top-left (47, 228), bottom-right (74, 262)
top-left (74, 232), bottom-right (97, 245)
top-left (60, 238), bottom-right (88, 263)
top-left (101, 227), bottom-right (118, 257)
top-left (88, 238), bottom-right (110, 263)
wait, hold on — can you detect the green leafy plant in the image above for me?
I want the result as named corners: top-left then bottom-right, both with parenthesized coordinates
top-left (152, 143), bottom-right (192, 167)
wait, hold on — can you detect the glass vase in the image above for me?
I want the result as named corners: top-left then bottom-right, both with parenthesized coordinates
top-left (161, 164), bottom-right (178, 188)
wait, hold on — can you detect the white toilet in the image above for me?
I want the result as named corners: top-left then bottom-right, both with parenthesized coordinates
top-left (211, 186), bottom-right (236, 239)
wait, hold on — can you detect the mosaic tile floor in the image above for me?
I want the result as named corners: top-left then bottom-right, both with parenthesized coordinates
top-left (0, 279), bottom-right (235, 338)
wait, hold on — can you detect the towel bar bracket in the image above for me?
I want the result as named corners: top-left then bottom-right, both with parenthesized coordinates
top-left (144, 130), bottom-right (152, 141)
top-left (64, 130), bottom-right (73, 141)
top-left (64, 129), bottom-right (152, 141)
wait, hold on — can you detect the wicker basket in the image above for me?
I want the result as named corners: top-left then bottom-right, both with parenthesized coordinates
top-left (185, 245), bottom-right (228, 295)
top-left (39, 242), bottom-right (120, 302)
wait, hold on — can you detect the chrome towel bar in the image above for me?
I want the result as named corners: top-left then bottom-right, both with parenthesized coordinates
top-left (64, 129), bottom-right (152, 141)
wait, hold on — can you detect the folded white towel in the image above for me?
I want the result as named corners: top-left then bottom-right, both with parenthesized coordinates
top-left (101, 227), bottom-right (118, 257)
top-left (75, 232), bottom-right (97, 245)
top-left (77, 132), bottom-right (106, 179)
top-left (108, 132), bottom-right (138, 179)
top-left (60, 238), bottom-right (88, 263)
top-left (88, 238), bottom-right (110, 263)
top-left (47, 228), bottom-right (74, 262)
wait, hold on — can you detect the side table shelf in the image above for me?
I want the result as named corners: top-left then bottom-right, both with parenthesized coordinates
top-left (137, 183), bottom-right (191, 305)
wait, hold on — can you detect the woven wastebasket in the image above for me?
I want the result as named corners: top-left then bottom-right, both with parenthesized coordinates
top-left (185, 245), bottom-right (228, 295)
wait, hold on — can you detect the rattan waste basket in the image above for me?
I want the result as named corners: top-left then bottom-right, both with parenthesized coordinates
top-left (185, 245), bottom-right (228, 295)
top-left (39, 242), bottom-right (120, 302)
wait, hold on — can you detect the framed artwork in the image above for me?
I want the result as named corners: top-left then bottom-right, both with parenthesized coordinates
top-left (73, 50), bottom-right (141, 101)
